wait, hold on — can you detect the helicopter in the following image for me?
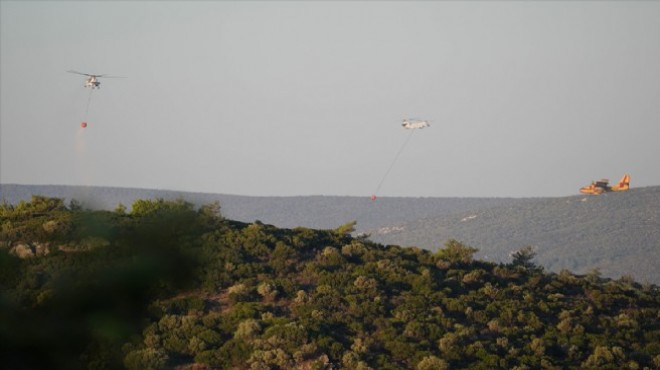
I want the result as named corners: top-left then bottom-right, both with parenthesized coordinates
top-left (402, 119), bottom-right (430, 129)
top-left (67, 70), bottom-right (124, 89)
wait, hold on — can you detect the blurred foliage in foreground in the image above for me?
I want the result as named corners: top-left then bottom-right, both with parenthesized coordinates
top-left (1, 196), bottom-right (659, 369)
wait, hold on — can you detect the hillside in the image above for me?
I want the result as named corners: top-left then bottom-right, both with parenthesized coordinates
top-left (369, 187), bottom-right (660, 284)
top-left (2, 184), bottom-right (659, 283)
top-left (1, 197), bottom-right (658, 370)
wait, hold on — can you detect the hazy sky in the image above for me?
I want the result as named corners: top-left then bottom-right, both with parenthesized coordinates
top-left (2, 1), bottom-right (659, 198)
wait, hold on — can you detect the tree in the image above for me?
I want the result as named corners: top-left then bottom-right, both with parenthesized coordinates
top-left (123, 348), bottom-right (169, 370)
top-left (234, 319), bottom-right (261, 339)
top-left (436, 239), bottom-right (478, 264)
top-left (199, 200), bottom-right (221, 218)
top-left (16, 196), bottom-right (67, 214)
top-left (582, 346), bottom-right (616, 368)
top-left (130, 198), bottom-right (194, 217)
top-left (417, 355), bottom-right (449, 370)
top-left (114, 203), bottom-right (127, 214)
top-left (510, 246), bottom-right (537, 270)
top-left (334, 221), bottom-right (357, 235)
top-left (257, 282), bottom-right (278, 301)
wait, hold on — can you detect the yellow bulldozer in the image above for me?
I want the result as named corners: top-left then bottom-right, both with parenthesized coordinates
top-left (580, 174), bottom-right (630, 195)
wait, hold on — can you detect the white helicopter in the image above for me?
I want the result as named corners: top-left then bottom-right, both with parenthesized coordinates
top-left (67, 70), bottom-right (125, 89)
top-left (402, 119), bottom-right (430, 129)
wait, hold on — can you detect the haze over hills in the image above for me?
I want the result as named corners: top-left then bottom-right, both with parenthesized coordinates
top-left (1, 183), bottom-right (658, 283)
top-left (369, 187), bottom-right (660, 284)
top-left (0, 184), bottom-right (516, 231)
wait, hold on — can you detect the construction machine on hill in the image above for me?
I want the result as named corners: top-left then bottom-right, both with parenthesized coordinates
top-left (580, 174), bottom-right (630, 195)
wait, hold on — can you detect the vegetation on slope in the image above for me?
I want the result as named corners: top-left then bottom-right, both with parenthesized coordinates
top-left (1, 196), bottom-right (659, 370)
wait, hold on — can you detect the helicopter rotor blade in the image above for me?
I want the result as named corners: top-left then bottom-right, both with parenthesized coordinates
top-left (67, 70), bottom-right (126, 78)
top-left (67, 70), bottom-right (93, 77)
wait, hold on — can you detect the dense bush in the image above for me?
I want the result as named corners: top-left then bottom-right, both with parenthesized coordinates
top-left (0, 197), bottom-right (658, 369)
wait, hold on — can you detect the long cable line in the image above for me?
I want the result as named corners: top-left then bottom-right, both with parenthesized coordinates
top-left (372, 128), bottom-right (416, 199)
top-left (84, 88), bottom-right (94, 120)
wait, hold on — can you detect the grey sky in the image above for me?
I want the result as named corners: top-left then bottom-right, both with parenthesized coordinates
top-left (2, 1), bottom-right (659, 197)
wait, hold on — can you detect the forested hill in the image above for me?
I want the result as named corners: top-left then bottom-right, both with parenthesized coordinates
top-left (369, 186), bottom-right (660, 284)
top-left (2, 184), bottom-right (659, 283)
top-left (0, 197), bottom-right (658, 370)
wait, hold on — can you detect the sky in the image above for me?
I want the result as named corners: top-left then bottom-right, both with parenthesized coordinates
top-left (1, 1), bottom-right (659, 198)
